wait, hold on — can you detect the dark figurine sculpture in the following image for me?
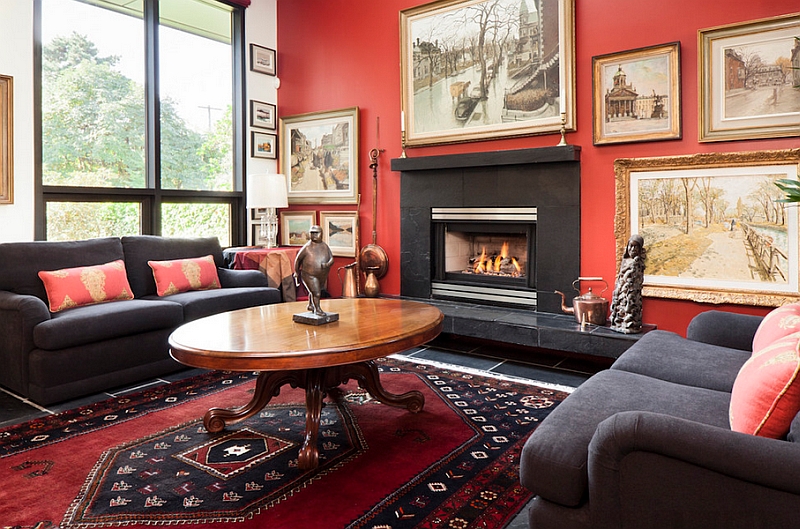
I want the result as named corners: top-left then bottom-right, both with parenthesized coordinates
top-left (293, 225), bottom-right (338, 325)
top-left (609, 234), bottom-right (646, 334)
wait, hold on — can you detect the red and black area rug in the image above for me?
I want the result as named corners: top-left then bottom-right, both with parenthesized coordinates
top-left (0, 357), bottom-right (568, 529)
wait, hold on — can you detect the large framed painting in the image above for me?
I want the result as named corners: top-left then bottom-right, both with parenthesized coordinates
top-left (592, 42), bottom-right (681, 145)
top-left (699, 13), bottom-right (800, 142)
top-left (400, 0), bottom-right (575, 147)
top-left (615, 149), bottom-right (800, 307)
top-left (280, 107), bottom-right (359, 205)
top-left (0, 74), bottom-right (12, 204)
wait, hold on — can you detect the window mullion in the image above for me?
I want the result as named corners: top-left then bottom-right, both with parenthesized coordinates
top-left (144, 0), bottom-right (161, 234)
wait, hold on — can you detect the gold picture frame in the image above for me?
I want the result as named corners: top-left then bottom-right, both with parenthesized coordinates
top-left (0, 74), bottom-right (12, 204)
top-left (400, 0), bottom-right (575, 147)
top-left (592, 42), bottom-right (681, 145)
top-left (280, 107), bottom-right (359, 204)
top-left (699, 13), bottom-right (800, 142)
top-left (280, 210), bottom-right (316, 246)
top-left (615, 149), bottom-right (800, 307)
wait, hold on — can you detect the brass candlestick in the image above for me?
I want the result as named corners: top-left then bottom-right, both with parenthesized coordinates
top-left (557, 112), bottom-right (568, 146)
top-left (400, 130), bottom-right (408, 158)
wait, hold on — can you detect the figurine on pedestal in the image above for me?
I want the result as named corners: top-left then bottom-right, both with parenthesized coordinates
top-left (609, 234), bottom-right (646, 334)
top-left (293, 225), bottom-right (338, 325)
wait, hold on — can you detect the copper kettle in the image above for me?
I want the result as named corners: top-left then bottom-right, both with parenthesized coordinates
top-left (555, 277), bottom-right (609, 326)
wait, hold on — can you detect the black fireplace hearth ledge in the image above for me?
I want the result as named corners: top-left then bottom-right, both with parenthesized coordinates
top-left (395, 295), bottom-right (655, 360)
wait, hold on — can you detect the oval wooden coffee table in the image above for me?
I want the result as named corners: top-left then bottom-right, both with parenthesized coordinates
top-left (169, 298), bottom-right (443, 470)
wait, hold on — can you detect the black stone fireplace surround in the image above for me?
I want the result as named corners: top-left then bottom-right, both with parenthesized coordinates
top-left (392, 146), bottom-right (649, 359)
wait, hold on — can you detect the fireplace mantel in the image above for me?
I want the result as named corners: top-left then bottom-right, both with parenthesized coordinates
top-left (391, 145), bottom-right (580, 173)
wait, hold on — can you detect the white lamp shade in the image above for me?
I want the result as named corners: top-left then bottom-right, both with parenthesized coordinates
top-left (247, 173), bottom-right (288, 209)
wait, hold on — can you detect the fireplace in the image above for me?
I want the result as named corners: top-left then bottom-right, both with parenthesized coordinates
top-left (392, 146), bottom-right (580, 314)
top-left (431, 207), bottom-right (537, 307)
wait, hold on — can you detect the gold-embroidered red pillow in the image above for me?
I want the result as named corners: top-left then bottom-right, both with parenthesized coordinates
top-left (38, 260), bottom-right (134, 312)
top-left (148, 254), bottom-right (220, 296)
top-left (730, 332), bottom-right (800, 438)
top-left (752, 302), bottom-right (800, 353)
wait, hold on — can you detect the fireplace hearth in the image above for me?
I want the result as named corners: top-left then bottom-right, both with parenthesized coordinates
top-left (393, 145), bottom-right (581, 314)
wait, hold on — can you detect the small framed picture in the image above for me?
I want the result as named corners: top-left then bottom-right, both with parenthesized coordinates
top-left (250, 100), bottom-right (276, 130)
top-left (280, 210), bottom-right (316, 246)
top-left (250, 44), bottom-right (276, 76)
top-left (251, 131), bottom-right (277, 159)
top-left (319, 211), bottom-right (358, 257)
top-left (592, 42), bottom-right (681, 145)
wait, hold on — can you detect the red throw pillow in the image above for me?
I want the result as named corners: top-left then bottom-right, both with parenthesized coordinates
top-left (730, 332), bottom-right (800, 438)
top-left (752, 302), bottom-right (800, 353)
top-left (148, 254), bottom-right (221, 296)
top-left (38, 260), bottom-right (134, 313)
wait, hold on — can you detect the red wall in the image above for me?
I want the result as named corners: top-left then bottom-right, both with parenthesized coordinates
top-left (276, 0), bottom-right (799, 335)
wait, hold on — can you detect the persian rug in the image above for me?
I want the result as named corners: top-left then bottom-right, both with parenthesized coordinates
top-left (0, 357), bottom-right (569, 529)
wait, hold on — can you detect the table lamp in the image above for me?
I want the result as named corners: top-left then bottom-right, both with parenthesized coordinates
top-left (247, 173), bottom-right (288, 248)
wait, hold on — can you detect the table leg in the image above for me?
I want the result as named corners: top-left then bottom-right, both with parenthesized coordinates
top-left (345, 361), bottom-right (425, 412)
top-left (203, 371), bottom-right (299, 433)
top-left (298, 369), bottom-right (324, 470)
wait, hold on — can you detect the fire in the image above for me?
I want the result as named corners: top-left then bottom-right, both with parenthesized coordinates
top-left (474, 247), bottom-right (487, 273)
top-left (512, 257), bottom-right (521, 273)
top-left (469, 242), bottom-right (523, 277)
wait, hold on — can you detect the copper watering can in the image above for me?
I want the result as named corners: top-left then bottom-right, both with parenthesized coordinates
top-left (338, 262), bottom-right (359, 298)
top-left (555, 277), bottom-right (609, 326)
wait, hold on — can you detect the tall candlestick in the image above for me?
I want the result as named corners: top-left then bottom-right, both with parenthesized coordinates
top-left (400, 111), bottom-right (405, 132)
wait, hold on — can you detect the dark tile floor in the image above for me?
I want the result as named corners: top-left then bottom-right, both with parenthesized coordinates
top-left (0, 334), bottom-right (610, 528)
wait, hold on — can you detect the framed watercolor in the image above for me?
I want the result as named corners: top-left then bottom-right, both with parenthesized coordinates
top-left (319, 211), bottom-right (358, 257)
top-left (399, 0), bottom-right (575, 147)
top-left (280, 107), bottom-right (359, 205)
top-left (251, 131), bottom-right (277, 159)
top-left (699, 13), bottom-right (800, 142)
top-left (0, 74), bottom-right (12, 204)
top-left (250, 44), bottom-right (276, 76)
top-left (280, 210), bottom-right (316, 247)
top-left (592, 42), bottom-right (681, 145)
top-left (250, 100), bottom-right (276, 130)
top-left (614, 149), bottom-right (800, 307)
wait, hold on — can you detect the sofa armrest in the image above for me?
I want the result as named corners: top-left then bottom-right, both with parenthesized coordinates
top-left (686, 310), bottom-right (762, 351)
top-left (588, 411), bottom-right (800, 529)
top-left (216, 267), bottom-right (270, 288)
top-left (0, 291), bottom-right (51, 395)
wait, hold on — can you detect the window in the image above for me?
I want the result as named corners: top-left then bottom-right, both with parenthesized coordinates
top-left (39, 0), bottom-right (243, 244)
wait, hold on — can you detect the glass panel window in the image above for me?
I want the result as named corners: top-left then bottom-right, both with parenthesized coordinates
top-left (161, 202), bottom-right (231, 246)
top-left (41, 0), bottom-right (146, 189)
top-left (46, 201), bottom-right (141, 241)
top-left (159, 0), bottom-right (234, 191)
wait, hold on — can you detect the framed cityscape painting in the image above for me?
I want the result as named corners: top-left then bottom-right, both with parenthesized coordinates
top-left (592, 42), bottom-right (681, 145)
top-left (400, 0), bottom-right (575, 146)
top-left (280, 107), bottom-right (359, 204)
top-left (699, 13), bottom-right (800, 142)
top-left (615, 149), bottom-right (800, 306)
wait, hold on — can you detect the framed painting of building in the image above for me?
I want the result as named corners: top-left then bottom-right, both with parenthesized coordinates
top-left (699, 13), bottom-right (800, 142)
top-left (592, 42), bottom-right (681, 145)
top-left (0, 74), bottom-right (12, 204)
top-left (399, 0), bottom-right (575, 147)
top-left (279, 107), bottom-right (359, 205)
top-left (615, 149), bottom-right (800, 307)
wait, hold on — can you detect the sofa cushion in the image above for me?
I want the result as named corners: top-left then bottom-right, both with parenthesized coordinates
top-left (38, 259), bottom-right (134, 312)
top-left (122, 236), bottom-right (224, 298)
top-left (752, 302), bottom-right (800, 353)
top-left (141, 286), bottom-right (281, 322)
top-left (33, 299), bottom-right (183, 350)
top-left (0, 237), bottom-right (124, 303)
top-left (148, 254), bottom-right (221, 296)
top-left (611, 330), bottom-right (750, 392)
top-left (520, 370), bottom-right (731, 507)
top-left (730, 332), bottom-right (800, 438)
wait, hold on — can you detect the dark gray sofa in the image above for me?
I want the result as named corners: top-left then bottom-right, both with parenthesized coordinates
top-left (0, 236), bottom-right (282, 405)
top-left (520, 310), bottom-right (800, 529)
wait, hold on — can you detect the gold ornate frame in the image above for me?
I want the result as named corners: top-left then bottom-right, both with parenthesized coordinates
top-left (699, 13), bottom-right (800, 142)
top-left (0, 74), bottom-right (12, 204)
top-left (400, 0), bottom-right (575, 147)
top-left (592, 42), bottom-right (681, 145)
top-left (615, 149), bottom-right (800, 306)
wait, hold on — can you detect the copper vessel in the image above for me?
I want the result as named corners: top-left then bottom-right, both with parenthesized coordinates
top-left (555, 277), bottom-right (609, 326)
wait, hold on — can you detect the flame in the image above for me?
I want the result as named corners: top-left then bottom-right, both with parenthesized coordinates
top-left (474, 247), bottom-right (487, 273)
top-left (512, 257), bottom-right (521, 273)
top-left (500, 241), bottom-right (509, 258)
top-left (493, 255), bottom-right (502, 271)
